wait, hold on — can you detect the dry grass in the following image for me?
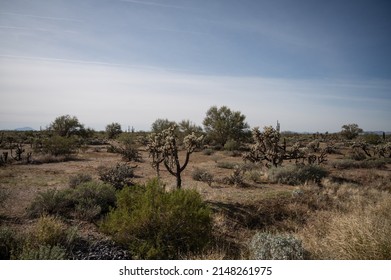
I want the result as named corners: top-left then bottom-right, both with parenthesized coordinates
top-left (298, 185), bottom-right (391, 259)
top-left (1, 140), bottom-right (390, 260)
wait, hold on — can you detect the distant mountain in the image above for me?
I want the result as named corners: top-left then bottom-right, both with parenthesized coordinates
top-left (14, 127), bottom-right (34, 131)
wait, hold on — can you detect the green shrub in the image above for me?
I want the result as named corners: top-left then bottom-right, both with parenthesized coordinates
top-left (0, 227), bottom-right (18, 260)
top-left (268, 165), bottom-right (328, 185)
top-left (101, 179), bottom-right (212, 259)
top-left (224, 139), bottom-right (240, 151)
top-left (69, 173), bottom-right (92, 188)
top-left (39, 135), bottom-right (80, 156)
top-left (98, 163), bottom-right (135, 189)
top-left (71, 182), bottom-right (116, 220)
top-left (249, 232), bottom-right (305, 260)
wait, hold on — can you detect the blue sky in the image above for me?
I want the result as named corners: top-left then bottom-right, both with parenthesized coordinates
top-left (0, 0), bottom-right (390, 132)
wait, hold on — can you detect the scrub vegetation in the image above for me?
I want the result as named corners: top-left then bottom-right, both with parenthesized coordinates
top-left (1, 108), bottom-right (390, 260)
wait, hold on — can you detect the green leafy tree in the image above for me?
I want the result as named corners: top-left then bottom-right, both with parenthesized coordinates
top-left (106, 122), bottom-right (122, 139)
top-left (151, 118), bottom-right (177, 133)
top-left (49, 115), bottom-right (86, 138)
top-left (203, 106), bottom-right (249, 146)
top-left (178, 119), bottom-right (203, 136)
top-left (341, 123), bottom-right (363, 140)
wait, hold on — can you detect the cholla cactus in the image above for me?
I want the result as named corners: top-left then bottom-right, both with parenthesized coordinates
top-left (147, 132), bottom-right (165, 178)
top-left (147, 125), bottom-right (203, 188)
top-left (244, 125), bottom-right (331, 167)
top-left (351, 141), bottom-right (372, 158)
top-left (244, 126), bottom-right (285, 167)
top-left (374, 142), bottom-right (391, 158)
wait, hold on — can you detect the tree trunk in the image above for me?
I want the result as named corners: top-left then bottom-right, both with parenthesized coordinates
top-left (176, 174), bottom-right (182, 189)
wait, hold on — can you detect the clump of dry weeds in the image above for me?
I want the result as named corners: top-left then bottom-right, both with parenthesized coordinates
top-left (298, 180), bottom-right (391, 259)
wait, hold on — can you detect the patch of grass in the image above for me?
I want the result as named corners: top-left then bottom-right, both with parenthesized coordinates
top-left (268, 164), bottom-right (328, 185)
top-left (217, 161), bottom-right (238, 169)
top-left (0, 188), bottom-right (10, 208)
top-left (331, 158), bottom-right (388, 169)
top-left (299, 191), bottom-right (391, 259)
top-left (18, 245), bottom-right (66, 260)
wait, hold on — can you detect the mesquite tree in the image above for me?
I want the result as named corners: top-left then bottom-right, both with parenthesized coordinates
top-left (147, 125), bottom-right (203, 188)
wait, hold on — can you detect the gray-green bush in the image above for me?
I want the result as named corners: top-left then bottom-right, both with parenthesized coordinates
top-left (192, 168), bottom-right (214, 186)
top-left (268, 165), bottom-right (328, 185)
top-left (98, 163), bottom-right (135, 189)
top-left (69, 173), bottom-right (92, 188)
top-left (249, 232), bottom-right (305, 260)
top-left (28, 182), bottom-right (116, 220)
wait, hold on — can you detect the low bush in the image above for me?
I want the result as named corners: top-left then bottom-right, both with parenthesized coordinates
top-left (39, 135), bottom-right (81, 157)
top-left (98, 163), bottom-right (135, 189)
top-left (101, 179), bottom-right (212, 259)
top-left (202, 148), bottom-right (215, 156)
top-left (119, 145), bottom-right (143, 162)
top-left (246, 170), bottom-right (263, 184)
top-left (28, 182), bottom-right (116, 221)
top-left (268, 165), bottom-right (328, 185)
top-left (69, 173), bottom-right (92, 188)
top-left (224, 139), bottom-right (240, 151)
top-left (249, 232), bottom-right (305, 260)
top-left (0, 227), bottom-right (18, 259)
top-left (29, 215), bottom-right (67, 247)
top-left (27, 189), bottom-right (73, 218)
top-left (192, 168), bottom-right (214, 186)
top-left (331, 159), bottom-right (387, 169)
top-left (217, 161), bottom-right (238, 169)
top-left (223, 167), bottom-right (246, 187)
top-left (71, 182), bottom-right (116, 220)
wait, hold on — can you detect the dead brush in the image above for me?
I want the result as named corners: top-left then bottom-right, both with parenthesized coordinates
top-left (298, 188), bottom-right (391, 259)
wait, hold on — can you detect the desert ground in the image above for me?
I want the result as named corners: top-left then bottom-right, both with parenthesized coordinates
top-left (1, 132), bottom-right (390, 260)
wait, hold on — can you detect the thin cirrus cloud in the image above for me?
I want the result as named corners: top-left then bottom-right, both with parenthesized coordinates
top-left (0, 11), bottom-right (83, 22)
top-left (0, 56), bottom-right (389, 132)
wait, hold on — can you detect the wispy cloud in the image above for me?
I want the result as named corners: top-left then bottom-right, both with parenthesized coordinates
top-left (0, 12), bottom-right (83, 22)
top-left (119, 0), bottom-right (191, 10)
top-left (1, 56), bottom-right (390, 131)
